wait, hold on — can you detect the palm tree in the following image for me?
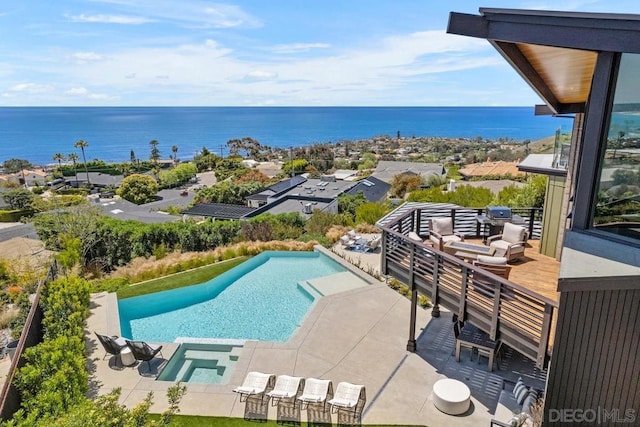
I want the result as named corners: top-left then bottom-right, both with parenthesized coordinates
top-left (171, 145), bottom-right (178, 165)
top-left (52, 153), bottom-right (65, 171)
top-left (74, 139), bottom-right (91, 186)
top-left (67, 153), bottom-right (79, 181)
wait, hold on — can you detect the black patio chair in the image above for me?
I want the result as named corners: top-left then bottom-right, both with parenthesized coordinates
top-left (95, 332), bottom-right (127, 360)
top-left (125, 340), bottom-right (164, 369)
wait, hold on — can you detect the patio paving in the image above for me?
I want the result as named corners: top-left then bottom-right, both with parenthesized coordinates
top-left (85, 249), bottom-right (546, 426)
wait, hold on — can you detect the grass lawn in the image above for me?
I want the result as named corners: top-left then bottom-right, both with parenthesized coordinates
top-left (117, 256), bottom-right (250, 299)
top-left (157, 415), bottom-right (426, 426)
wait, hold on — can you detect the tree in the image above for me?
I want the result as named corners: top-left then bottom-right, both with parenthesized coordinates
top-left (74, 139), bottom-right (91, 186)
top-left (149, 140), bottom-right (160, 163)
top-left (3, 188), bottom-right (34, 210)
top-left (117, 174), bottom-right (159, 204)
top-left (355, 202), bottom-right (388, 224)
top-left (171, 145), bottom-right (179, 164)
top-left (52, 153), bottom-right (65, 170)
top-left (3, 158), bottom-right (31, 188)
top-left (338, 192), bottom-right (367, 219)
top-left (390, 174), bottom-right (423, 198)
top-left (67, 153), bottom-right (79, 179)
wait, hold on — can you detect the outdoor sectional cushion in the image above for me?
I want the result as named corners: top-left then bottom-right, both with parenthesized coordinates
top-left (431, 217), bottom-right (453, 236)
top-left (521, 390), bottom-right (539, 415)
top-left (513, 378), bottom-right (529, 405)
top-left (440, 234), bottom-right (461, 244)
top-left (502, 223), bottom-right (527, 243)
top-left (476, 255), bottom-right (508, 265)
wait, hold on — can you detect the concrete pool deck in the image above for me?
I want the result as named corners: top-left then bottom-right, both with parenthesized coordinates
top-left (86, 250), bottom-right (543, 426)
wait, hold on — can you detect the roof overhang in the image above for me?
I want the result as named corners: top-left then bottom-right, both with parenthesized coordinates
top-left (447, 8), bottom-right (640, 115)
top-left (518, 154), bottom-right (567, 177)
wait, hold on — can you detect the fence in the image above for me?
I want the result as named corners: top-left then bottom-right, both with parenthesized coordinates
top-left (0, 260), bottom-right (58, 420)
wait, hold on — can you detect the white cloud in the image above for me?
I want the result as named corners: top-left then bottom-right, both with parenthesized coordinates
top-left (269, 43), bottom-right (331, 54)
top-left (67, 14), bottom-right (152, 24)
top-left (7, 83), bottom-right (54, 94)
top-left (71, 52), bottom-right (106, 64)
top-left (84, 1), bottom-right (262, 29)
top-left (65, 87), bottom-right (89, 96)
top-left (243, 70), bottom-right (278, 81)
top-left (65, 87), bottom-right (118, 100)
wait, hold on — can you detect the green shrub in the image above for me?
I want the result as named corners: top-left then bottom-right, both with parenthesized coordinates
top-left (388, 278), bottom-right (402, 290)
top-left (0, 209), bottom-right (34, 222)
top-left (418, 295), bottom-right (431, 308)
top-left (13, 276), bottom-right (91, 423)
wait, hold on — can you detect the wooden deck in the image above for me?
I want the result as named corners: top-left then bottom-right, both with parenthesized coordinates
top-left (467, 238), bottom-right (560, 302)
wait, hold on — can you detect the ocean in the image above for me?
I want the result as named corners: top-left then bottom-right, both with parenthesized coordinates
top-left (0, 106), bottom-right (566, 165)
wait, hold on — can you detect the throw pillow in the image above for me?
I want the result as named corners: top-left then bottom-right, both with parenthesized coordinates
top-left (513, 378), bottom-right (529, 405)
top-left (502, 223), bottom-right (526, 243)
top-left (431, 217), bottom-right (453, 236)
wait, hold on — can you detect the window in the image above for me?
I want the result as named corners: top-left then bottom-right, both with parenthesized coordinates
top-left (593, 53), bottom-right (640, 242)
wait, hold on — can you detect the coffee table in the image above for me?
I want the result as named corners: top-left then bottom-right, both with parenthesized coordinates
top-left (432, 378), bottom-right (471, 415)
top-left (443, 241), bottom-right (495, 257)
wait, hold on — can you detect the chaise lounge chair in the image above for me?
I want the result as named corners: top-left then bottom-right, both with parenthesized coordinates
top-left (362, 235), bottom-right (382, 253)
top-left (95, 332), bottom-right (127, 361)
top-left (233, 371), bottom-right (276, 403)
top-left (328, 382), bottom-right (367, 422)
top-left (266, 375), bottom-right (305, 407)
top-left (298, 378), bottom-right (334, 411)
top-left (124, 339), bottom-right (163, 369)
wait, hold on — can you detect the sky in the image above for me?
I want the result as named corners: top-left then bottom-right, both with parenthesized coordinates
top-left (2, 1), bottom-right (640, 107)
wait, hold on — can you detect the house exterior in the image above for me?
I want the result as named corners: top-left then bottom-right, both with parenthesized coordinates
top-left (446, 8), bottom-right (640, 423)
top-left (371, 160), bottom-right (445, 184)
top-left (458, 160), bottom-right (524, 179)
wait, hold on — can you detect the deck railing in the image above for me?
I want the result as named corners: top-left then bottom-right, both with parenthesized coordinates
top-left (380, 207), bottom-right (556, 369)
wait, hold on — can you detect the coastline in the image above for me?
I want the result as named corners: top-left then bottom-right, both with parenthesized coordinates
top-left (0, 106), bottom-right (560, 165)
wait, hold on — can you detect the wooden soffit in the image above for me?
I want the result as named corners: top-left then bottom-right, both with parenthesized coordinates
top-left (516, 44), bottom-right (597, 105)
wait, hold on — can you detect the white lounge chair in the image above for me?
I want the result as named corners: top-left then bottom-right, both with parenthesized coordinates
top-left (233, 371), bottom-right (276, 402)
top-left (266, 375), bottom-right (305, 407)
top-left (297, 378), bottom-right (333, 410)
top-left (328, 382), bottom-right (366, 415)
top-left (363, 235), bottom-right (381, 253)
top-left (339, 235), bottom-right (354, 248)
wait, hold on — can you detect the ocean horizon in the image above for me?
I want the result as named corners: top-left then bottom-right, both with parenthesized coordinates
top-left (0, 106), bottom-right (567, 165)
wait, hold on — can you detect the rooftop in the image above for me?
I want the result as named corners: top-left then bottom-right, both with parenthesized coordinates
top-left (371, 161), bottom-right (445, 184)
top-left (181, 203), bottom-right (256, 220)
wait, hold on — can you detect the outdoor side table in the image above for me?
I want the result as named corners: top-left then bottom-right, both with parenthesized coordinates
top-left (120, 346), bottom-right (136, 367)
top-left (432, 378), bottom-right (471, 415)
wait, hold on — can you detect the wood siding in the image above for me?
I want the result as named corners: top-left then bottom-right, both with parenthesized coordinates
top-left (540, 175), bottom-right (566, 259)
top-left (545, 287), bottom-right (640, 425)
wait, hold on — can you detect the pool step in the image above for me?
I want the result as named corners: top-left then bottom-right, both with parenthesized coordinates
top-left (175, 360), bottom-right (193, 381)
top-left (229, 346), bottom-right (243, 361)
top-left (184, 349), bottom-right (221, 361)
top-left (297, 280), bottom-right (324, 300)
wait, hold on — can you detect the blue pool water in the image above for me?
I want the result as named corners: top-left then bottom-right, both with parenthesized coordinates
top-left (156, 342), bottom-right (242, 384)
top-left (118, 251), bottom-right (346, 342)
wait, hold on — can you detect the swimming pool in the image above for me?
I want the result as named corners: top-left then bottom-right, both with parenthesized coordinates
top-left (156, 341), bottom-right (242, 384)
top-left (118, 251), bottom-right (347, 342)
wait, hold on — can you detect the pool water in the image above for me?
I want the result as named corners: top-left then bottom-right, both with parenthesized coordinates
top-left (118, 251), bottom-right (346, 342)
top-left (156, 342), bottom-right (242, 384)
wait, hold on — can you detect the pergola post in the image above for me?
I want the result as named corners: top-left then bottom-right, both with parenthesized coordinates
top-left (406, 243), bottom-right (417, 352)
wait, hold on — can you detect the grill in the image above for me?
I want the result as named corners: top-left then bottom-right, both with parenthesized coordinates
top-left (485, 206), bottom-right (512, 225)
top-left (478, 206), bottom-right (522, 239)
